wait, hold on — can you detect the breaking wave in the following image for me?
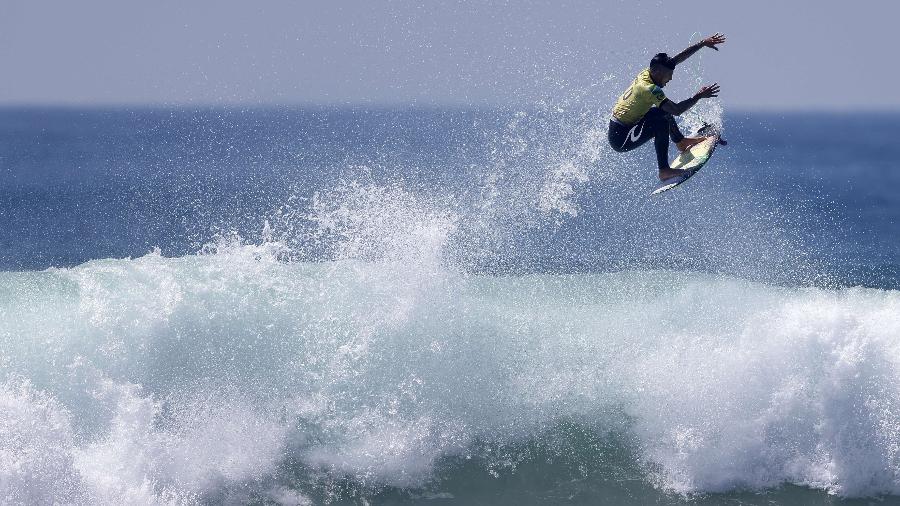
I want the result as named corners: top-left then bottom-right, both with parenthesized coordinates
top-left (2, 237), bottom-right (899, 503)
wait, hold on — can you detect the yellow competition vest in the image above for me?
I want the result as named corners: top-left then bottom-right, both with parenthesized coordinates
top-left (612, 69), bottom-right (667, 125)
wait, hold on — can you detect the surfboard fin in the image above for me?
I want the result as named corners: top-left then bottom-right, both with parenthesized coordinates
top-left (697, 122), bottom-right (727, 145)
top-left (696, 122), bottom-right (715, 135)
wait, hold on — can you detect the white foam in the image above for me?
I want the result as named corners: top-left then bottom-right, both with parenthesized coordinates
top-left (0, 378), bottom-right (84, 504)
top-left (304, 411), bottom-right (468, 488)
top-left (73, 367), bottom-right (289, 503)
top-left (630, 287), bottom-right (900, 496)
top-left (2, 243), bottom-right (900, 500)
top-left (0, 359), bottom-right (291, 504)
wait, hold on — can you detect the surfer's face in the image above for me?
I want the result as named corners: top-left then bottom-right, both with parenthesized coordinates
top-left (651, 67), bottom-right (673, 87)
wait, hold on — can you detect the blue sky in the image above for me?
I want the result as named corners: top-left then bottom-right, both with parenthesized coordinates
top-left (0, 0), bottom-right (894, 110)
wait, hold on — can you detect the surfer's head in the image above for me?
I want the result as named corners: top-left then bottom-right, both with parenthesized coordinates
top-left (649, 53), bottom-right (675, 86)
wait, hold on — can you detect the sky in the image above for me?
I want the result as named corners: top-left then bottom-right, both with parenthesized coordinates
top-left (0, 0), bottom-right (895, 110)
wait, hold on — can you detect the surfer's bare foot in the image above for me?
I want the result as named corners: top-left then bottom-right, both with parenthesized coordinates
top-left (658, 167), bottom-right (691, 181)
top-left (676, 136), bottom-right (708, 152)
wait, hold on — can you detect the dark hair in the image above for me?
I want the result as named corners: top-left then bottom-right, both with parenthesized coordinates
top-left (650, 53), bottom-right (676, 70)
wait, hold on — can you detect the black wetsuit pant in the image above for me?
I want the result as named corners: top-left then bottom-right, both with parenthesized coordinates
top-left (608, 108), bottom-right (685, 170)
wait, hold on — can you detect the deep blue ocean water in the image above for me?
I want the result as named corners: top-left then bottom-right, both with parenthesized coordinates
top-left (1, 107), bottom-right (899, 505)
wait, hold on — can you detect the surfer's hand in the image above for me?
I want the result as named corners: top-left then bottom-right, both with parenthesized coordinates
top-left (702, 33), bottom-right (726, 50)
top-left (694, 83), bottom-right (720, 99)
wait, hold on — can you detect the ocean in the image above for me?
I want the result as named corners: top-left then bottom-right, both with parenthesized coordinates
top-left (1, 106), bottom-right (898, 505)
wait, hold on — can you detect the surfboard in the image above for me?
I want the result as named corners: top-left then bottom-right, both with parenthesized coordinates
top-left (650, 127), bottom-right (723, 196)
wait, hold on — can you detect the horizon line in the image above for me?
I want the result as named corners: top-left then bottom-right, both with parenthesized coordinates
top-left (0, 102), bottom-right (898, 114)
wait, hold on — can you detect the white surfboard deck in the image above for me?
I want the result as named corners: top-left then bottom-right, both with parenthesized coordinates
top-left (650, 133), bottom-right (721, 196)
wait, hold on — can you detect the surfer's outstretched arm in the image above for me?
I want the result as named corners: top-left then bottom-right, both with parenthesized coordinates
top-left (670, 33), bottom-right (726, 66)
top-left (660, 84), bottom-right (720, 116)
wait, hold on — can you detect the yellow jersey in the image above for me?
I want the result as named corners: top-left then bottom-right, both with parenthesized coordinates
top-left (611, 69), bottom-right (667, 125)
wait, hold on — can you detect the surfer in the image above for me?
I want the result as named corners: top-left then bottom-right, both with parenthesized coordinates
top-left (608, 33), bottom-right (725, 181)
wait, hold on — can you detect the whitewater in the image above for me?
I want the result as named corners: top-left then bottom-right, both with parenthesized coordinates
top-left (3, 242), bottom-right (900, 504)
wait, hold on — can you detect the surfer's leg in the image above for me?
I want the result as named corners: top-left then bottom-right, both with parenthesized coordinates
top-left (610, 112), bottom-right (691, 180)
top-left (645, 109), bottom-right (693, 180)
top-left (667, 115), bottom-right (685, 144)
top-left (608, 117), bottom-right (654, 153)
top-left (642, 108), bottom-right (671, 170)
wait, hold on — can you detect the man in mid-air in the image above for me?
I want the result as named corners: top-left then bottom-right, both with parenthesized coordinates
top-left (608, 33), bottom-right (726, 181)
